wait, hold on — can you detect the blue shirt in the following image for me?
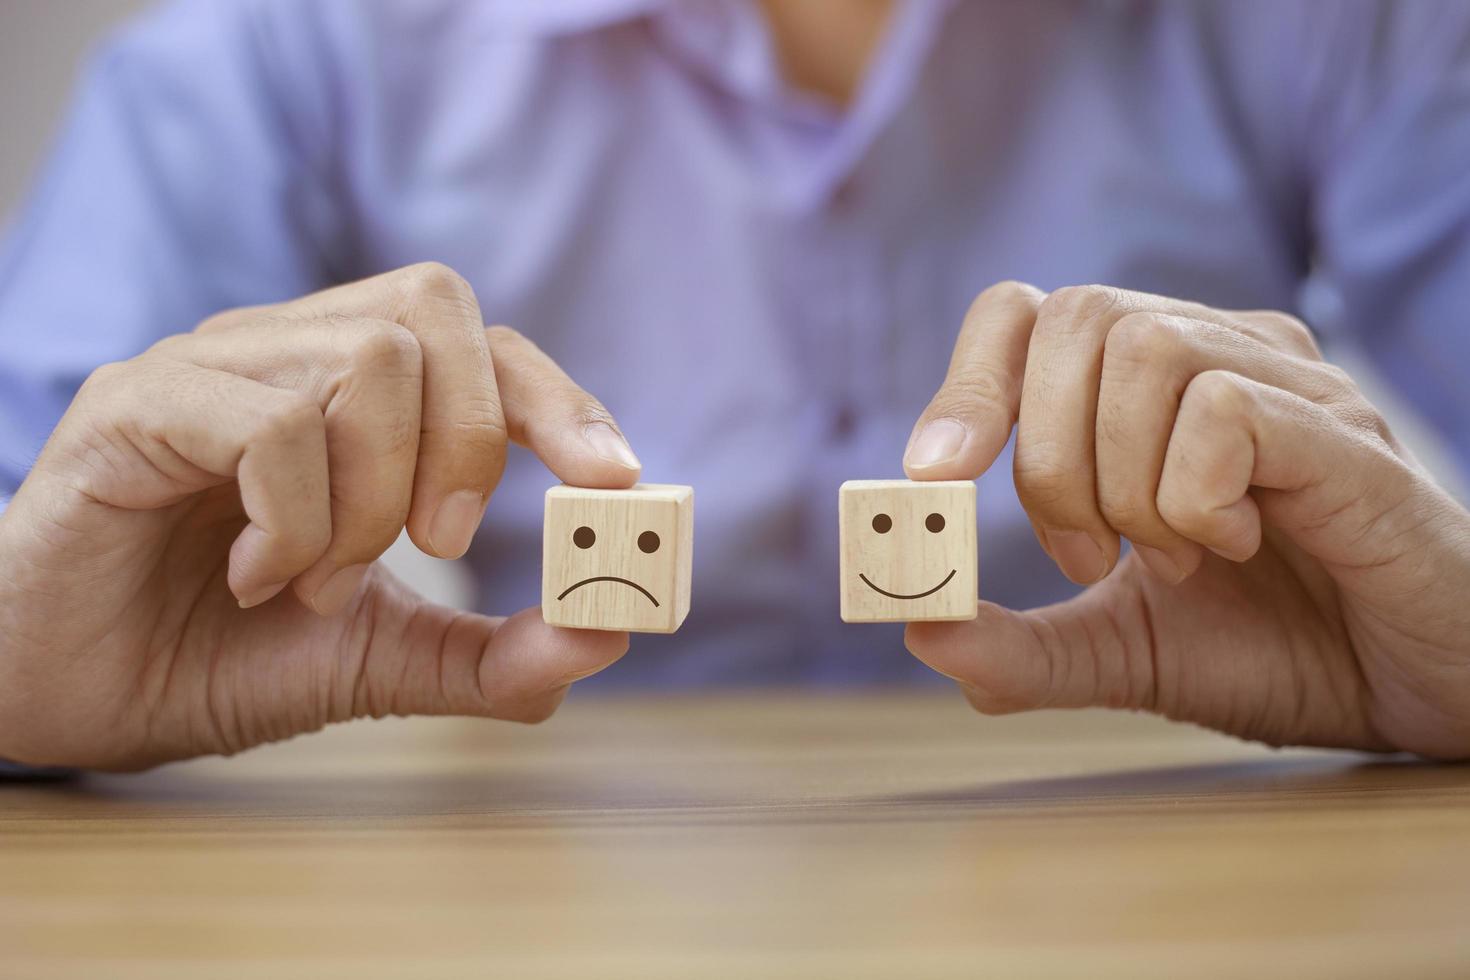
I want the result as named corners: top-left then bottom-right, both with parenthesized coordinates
top-left (1, 0), bottom-right (1468, 686)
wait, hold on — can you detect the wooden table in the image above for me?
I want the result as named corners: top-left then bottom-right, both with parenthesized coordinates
top-left (3, 693), bottom-right (1468, 978)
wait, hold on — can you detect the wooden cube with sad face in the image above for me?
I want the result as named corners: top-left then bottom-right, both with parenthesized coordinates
top-left (542, 484), bottom-right (693, 633)
top-left (839, 480), bottom-right (977, 623)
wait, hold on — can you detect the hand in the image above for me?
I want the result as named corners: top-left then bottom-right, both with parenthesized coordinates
top-left (903, 282), bottom-right (1470, 758)
top-left (0, 263), bottom-right (640, 770)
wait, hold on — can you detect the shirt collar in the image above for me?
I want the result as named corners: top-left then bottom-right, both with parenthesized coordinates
top-left (480, 0), bottom-right (673, 36)
top-left (478, 0), bottom-right (828, 112)
top-left (481, 0), bottom-right (959, 209)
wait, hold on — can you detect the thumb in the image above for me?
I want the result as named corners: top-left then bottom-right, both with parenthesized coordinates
top-left (350, 568), bottom-right (629, 724)
top-left (904, 568), bottom-right (1151, 714)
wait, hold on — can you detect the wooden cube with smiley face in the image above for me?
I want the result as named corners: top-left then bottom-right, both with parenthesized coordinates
top-left (838, 479), bottom-right (977, 623)
top-left (542, 483), bottom-right (694, 633)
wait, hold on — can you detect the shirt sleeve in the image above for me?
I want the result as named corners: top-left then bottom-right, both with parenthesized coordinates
top-left (0, 0), bottom-right (340, 499)
top-left (1304, 1), bottom-right (1470, 474)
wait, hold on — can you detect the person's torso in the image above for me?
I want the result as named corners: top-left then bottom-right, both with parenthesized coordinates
top-left (294, 0), bottom-right (1311, 684)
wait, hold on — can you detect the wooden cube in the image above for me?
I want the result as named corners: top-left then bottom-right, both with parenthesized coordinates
top-left (542, 483), bottom-right (693, 633)
top-left (839, 479), bottom-right (977, 623)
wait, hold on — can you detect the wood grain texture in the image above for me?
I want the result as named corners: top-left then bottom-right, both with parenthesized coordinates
top-left (839, 480), bottom-right (977, 622)
top-left (542, 483), bottom-right (693, 633)
top-left (3, 694), bottom-right (1469, 979)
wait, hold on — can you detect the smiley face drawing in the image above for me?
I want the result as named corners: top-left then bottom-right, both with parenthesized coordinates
top-left (839, 480), bottom-right (977, 623)
top-left (542, 484), bottom-right (694, 634)
top-left (858, 509), bottom-right (958, 600)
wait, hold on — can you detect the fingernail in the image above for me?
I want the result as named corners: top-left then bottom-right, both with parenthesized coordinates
top-left (1133, 545), bottom-right (1184, 584)
top-left (430, 489), bottom-right (485, 559)
top-left (905, 419), bottom-right (967, 470)
top-left (310, 563), bottom-right (370, 616)
top-left (238, 581), bottom-right (288, 610)
top-left (1044, 530), bottom-right (1109, 584)
top-left (584, 422), bottom-right (641, 470)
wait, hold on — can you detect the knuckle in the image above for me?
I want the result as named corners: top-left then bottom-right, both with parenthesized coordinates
top-left (1156, 485), bottom-right (1203, 536)
top-left (343, 321), bottom-right (423, 379)
top-left (443, 399), bottom-right (509, 447)
top-left (403, 260), bottom-right (467, 294)
top-left (1181, 370), bottom-right (1250, 421)
top-left (1335, 393), bottom-right (1393, 445)
top-left (78, 359), bottom-right (133, 399)
top-left (1317, 362), bottom-right (1353, 387)
top-left (427, 415), bottom-right (510, 490)
top-left (1013, 445), bottom-right (1077, 513)
top-left (145, 334), bottom-right (194, 360)
top-left (195, 306), bottom-right (254, 335)
top-left (1036, 284), bottom-right (1121, 334)
top-left (1255, 310), bottom-right (1320, 356)
top-left (484, 323), bottom-right (545, 369)
top-left (483, 324), bottom-right (539, 368)
top-left (1313, 362), bottom-right (1358, 400)
top-left (969, 279), bottom-right (1043, 317)
top-left (1104, 312), bottom-right (1180, 365)
top-left (254, 390), bottom-right (322, 445)
top-left (1096, 488), bottom-right (1153, 535)
top-left (484, 324), bottom-right (525, 348)
top-left (194, 310), bottom-right (235, 334)
top-left (401, 262), bottom-right (481, 318)
top-left (1310, 363), bottom-right (1378, 430)
top-left (1155, 469), bottom-right (1221, 538)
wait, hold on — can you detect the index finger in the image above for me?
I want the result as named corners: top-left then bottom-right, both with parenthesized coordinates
top-left (485, 325), bottom-right (643, 489)
top-left (903, 281), bottom-right (1045, 480)
top-left (285, 265), bottom-right (644, 502)
top-left (228, 263), bottom-right (508, 560)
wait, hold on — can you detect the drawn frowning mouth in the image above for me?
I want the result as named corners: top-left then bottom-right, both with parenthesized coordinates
top-left (557, 576), bottom-right (660, 607)
top-left (858, 569), bottom-right (957, 600)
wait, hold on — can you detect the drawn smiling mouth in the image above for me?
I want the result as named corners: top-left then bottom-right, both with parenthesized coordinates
top-left (557, 576), bottom-right (660, 607)
top-left (858, 569), bottom-right (957, 600)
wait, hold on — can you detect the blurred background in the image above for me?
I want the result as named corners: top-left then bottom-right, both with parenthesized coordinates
top-left (2, 1), bottom-right (145, 211)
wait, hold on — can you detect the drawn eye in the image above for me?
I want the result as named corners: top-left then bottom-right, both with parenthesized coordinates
top-left (872, 513), bottom-right (892, 534)
top-left (638, 530), bottom-right (661, 554)
top-left (926, 513), bottom-right (945, 533)
top-left (573, 526), bottom-right (595, 549)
